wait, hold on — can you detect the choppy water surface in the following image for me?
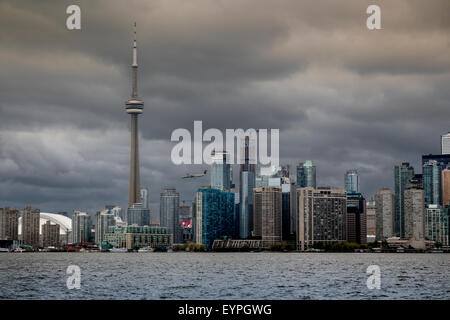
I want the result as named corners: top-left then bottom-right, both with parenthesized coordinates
top-left (0, 252), bottom-right (448, 299)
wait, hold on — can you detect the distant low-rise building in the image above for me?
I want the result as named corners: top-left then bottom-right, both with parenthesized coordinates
top-left (103, 225), bottom-right (172, 250)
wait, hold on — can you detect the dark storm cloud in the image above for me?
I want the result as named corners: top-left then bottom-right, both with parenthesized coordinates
top-left (0, 0), bottom-right (449, 216)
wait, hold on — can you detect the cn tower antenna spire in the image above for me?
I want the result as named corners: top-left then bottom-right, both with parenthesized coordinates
top-left (126, 22), bottom-right (144, 208)
top-left (133, 22), bottom-right (137, 67)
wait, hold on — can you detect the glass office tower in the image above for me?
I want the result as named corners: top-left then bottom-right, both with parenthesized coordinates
top-left (193, 187), bottom-right (235, 249)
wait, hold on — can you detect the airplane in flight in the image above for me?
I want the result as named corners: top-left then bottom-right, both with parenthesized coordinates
top-left (182, 170), bottom-right (207, 179)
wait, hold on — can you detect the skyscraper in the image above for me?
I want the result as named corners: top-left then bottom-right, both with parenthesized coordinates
top-left (442, 168), bottom-right (450, 207)
top-left (72, 211), bottom-right (92, 244)
top-left (42, 221), bottom-right (60, 248)
top-left (423, 160), bottom-right (442, 206)
top-left (140, 187), bottom-right (149, 209)
top-left (394, 162), bottom-right (414, 237)
top-left (95, 210), bottom-right (116, 245)
top-left (22, 206), bottom-right (40, 247)
top-left (211, 150), bottom-right (232, 191)
top-left (160, 188), bottom-right (180, 243)
top-left (193, 187), bottom-right (235, 249)
top-left (366, 199), bottom-right (376, 240)
top-left (441, 132), bottom-right (450, 155)
top-left (0, 207), bottom-right (19, 240)
top-left (296, 161), bottom-right (316, 188)
top-left (425, 205), bottom-right (449, 246)
top-left (375, 188), bottom-right (395, 241)
top-left (239, 136), bottom-right (256, 238)
top-left (297, 187), bottom-right (347, 251)
top-left (346, 191), bottom-right (367, 244)
top-left (126, 23), bottom-right (144, 208)
top-left (253, 186), bottom-right (283, 246)
top-left (404, 183), bottom-right (425, 245)
top-left (345, 169), bottom-right (359, 193)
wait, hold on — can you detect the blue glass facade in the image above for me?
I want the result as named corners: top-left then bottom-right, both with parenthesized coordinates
top-left (423, 160), bottom-right (442, 206)
top-left (193, 187), bottom-right (235, 249)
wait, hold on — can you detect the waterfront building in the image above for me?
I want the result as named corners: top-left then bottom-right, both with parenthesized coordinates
top-left (22, 206), bottom-right (40, 248)
top-left (193, 187), bottom-right (235, 249)
top-left (366, 199), bottom-right (376, 241)
top-left (296, 160), bottom-right (316, 188)
top-left (211, 150), bottom-right (232, 191)
top-left (441, 132), bottom-right (450, 155)
top-left (95, 210), bottom-right (116, 245)
top-left (345, 169), bottom-right (359, 193)
top-left (346, 191), bottom-right (367, 244)
top-left (423, 160), bottom-right (442, 206)
top-left (103, 225), bottom-right (172, 250)
top-left (404, 182), bottom-right (425, 247)
top-left (375, 188), bottom-right (395, 241)
top-left (239, 136), bottom-right (256, 238)
top-left (297, 187), bottom-right (347, 251)
top-left (0, 207), bottom-right (19, 240)
top-left (425, 204), bottom-right (449, 246)
top-left (442, 168), bottom-right (450, 207)
top-left (72, 211), bottom-right (92, 244)
top-left (160, 188), bottom-right (181, 243)
top-left (179, 205), bottom-right (192, 243)
top-left (394, 162), bottom-right (415, 237)
top-left (253, 186), bottom-right (282, 246)
top-left (42, 220), bottom-right (60, 247)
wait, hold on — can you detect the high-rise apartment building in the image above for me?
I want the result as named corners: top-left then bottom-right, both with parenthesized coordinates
top-left (95, 210), bottom-right (116, 244)
top-left (394, 162), bottom-right (414, 237)
top-left (211, 150), bottom-right (232, 191)
top-left (346, 192), bottom-right (367, 244)
top-left (42, 220), bottom-right (60, 247)
top-left (404, 184), bottom-right (425, 243)
top-left (0, 207), bottom-right (19, 240)
top-left (423, 160), bottom-right (441, 206)
top-left (345, 169), bottom-right (359, 193)
top-left (72, 211), bottom-right (92, 244)
top-left (425, 205), bottom-right (449, 246)
top-left (160, 188), bottom-right (181, 243)
top-left (296, 161), bottom-right (316, 188)
top-left (441, 132), bottom-right (450, 155)
top-left (366, 199), bottom-right (376, 240)
top-left (253, 186), bottom-right (282, 246)
top-left (193, 187), bottom-right (235, 249)
top-left (375, 188), bottom-right (395, 241)
top-left (297, 187), bottom-right (347, 251)
top-left (22, 206), bottom-right (40, 247)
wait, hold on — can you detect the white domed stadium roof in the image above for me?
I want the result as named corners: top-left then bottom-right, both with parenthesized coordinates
top-left (18, 212), bottom-right (72, 235)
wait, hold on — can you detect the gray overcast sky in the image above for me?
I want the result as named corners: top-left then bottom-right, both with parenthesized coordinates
top-left (0, 0), bottom-right (449, 220)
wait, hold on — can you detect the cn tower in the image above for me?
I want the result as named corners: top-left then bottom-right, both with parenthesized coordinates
top-left (126, 22), bottom-right (143, 208)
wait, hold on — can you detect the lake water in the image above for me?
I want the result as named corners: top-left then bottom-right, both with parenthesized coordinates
top-left (0, 252), bottom-right (449, 299)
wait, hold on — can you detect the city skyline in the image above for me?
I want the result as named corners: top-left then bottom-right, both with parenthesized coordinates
top-left (0, 0), bottom-right (449, 218)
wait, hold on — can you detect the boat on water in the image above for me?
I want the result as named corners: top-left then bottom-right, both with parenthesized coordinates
top-left (430, 248), bottom-right (444, 253)
top-left (13, 248), bottom-right (24, 253)
top-left (110, 247), bottom-right (128, 253)
top-left (0, 248), bottom-right (9, 253)
top-left (137, 247), bottom-right (154, 253)
top-left (396, 246), bottom-right (405, 253)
